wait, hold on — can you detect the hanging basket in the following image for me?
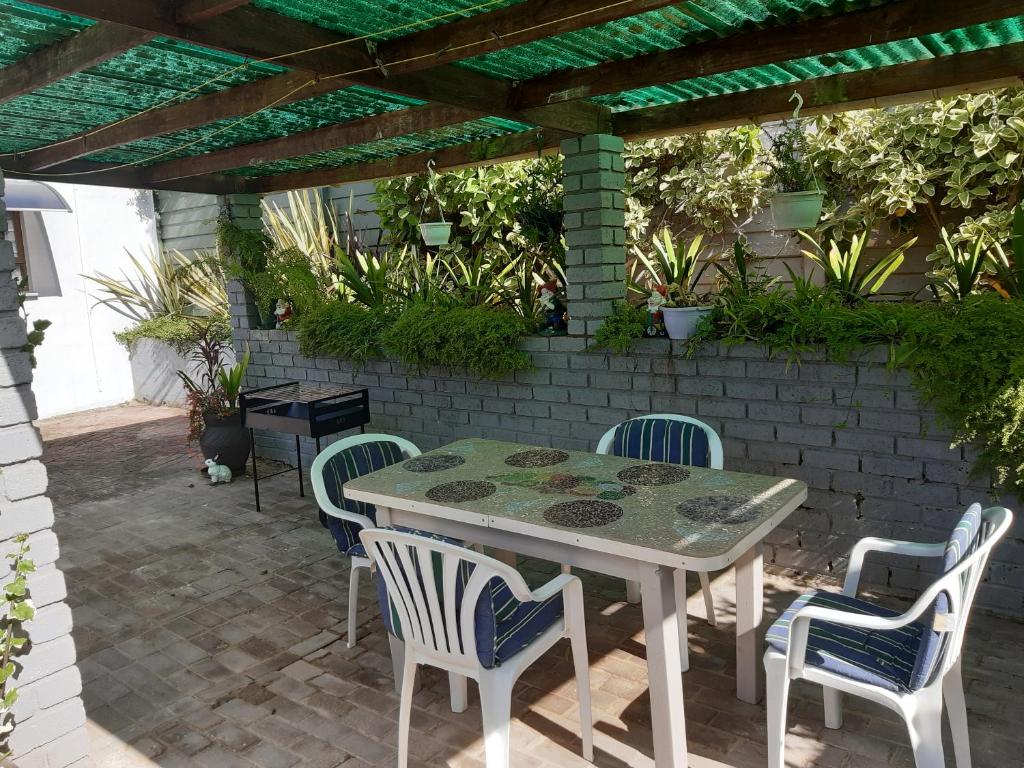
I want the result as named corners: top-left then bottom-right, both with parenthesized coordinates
top-left (771, 190), bottom-right (825, 230)
top-left (419, 222), bottom-right (452, 247)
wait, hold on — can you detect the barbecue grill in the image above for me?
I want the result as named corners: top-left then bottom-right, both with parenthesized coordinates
top-left (240, 381), bottom-right (370, 511)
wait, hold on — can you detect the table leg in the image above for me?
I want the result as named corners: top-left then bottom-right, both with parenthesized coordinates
top-left (250, 428), bottom-right (260, 513)
top-left (641, 565), bottom-right (688, 768)
top-left (296, 435), bottom-right (304, 497)
top-left (491, 549), bottom-right (517, 568)
top-left (735, 543), bottom-right (765, 704)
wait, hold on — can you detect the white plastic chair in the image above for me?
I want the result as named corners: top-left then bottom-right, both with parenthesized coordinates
top-left (361, 527), bottom-right (594, 768)
top-left (764, 504), bottom-right (1013, 768)
top-left (594, 413), bottom-right (723, 668)
top-left (311, 433), bottom-right (421, 648)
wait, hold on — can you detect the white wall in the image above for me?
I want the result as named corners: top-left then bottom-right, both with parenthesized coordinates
top-left (25, 185), bottom-right (159, 418)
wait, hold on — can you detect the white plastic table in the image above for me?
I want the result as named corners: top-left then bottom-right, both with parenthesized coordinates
top-left (345, 438), bottom-right (807, 768)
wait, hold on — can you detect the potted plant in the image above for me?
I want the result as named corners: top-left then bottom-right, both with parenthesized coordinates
top-left (418, 159), bottom-right (452, 247)
top-left (177, 319), bottom-right (252, 473)
top-left (631, 228), bottom-right (712, 340)
top-left (659, 283), bottom-right (711, 340)
top-left (766, 116), bottom-right (824, 230)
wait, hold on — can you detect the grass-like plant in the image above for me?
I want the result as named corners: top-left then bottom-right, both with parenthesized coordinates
top-left (799, 230), bottom-right (916, 305)
top-left (593, 301), bottom-right (648, 353)
top-left (86, 247), bottom-right (227, 321)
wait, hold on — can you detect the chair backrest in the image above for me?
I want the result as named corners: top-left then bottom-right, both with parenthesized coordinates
top-left (310, 434), bottom-right (420, 551)
top-left (360, 528), bottom-right (535, 672)
top-left (596, 413), bottom-right (724, 469)
top-left (910, 505), bottom-right (1013, 689)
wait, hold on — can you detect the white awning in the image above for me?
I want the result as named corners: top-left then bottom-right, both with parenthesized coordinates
top-left (4, 179), bottom-right (72, 212)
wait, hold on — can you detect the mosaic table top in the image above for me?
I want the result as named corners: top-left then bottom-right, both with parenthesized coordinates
top-left (344, 439), bottom-right (807, 569)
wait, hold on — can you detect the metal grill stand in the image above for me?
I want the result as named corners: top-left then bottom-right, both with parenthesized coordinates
top-left (240, 382), bottom-right (370, 511)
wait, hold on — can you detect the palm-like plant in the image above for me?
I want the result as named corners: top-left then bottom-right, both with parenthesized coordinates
top-left (930, 229), bottom-right (987, 302)
top-left (629, 228), bottom-right (712, 296)
top-left (988, 203), bottom-right (1024, 299)
top-left (799, 230), bottom-right (916, 305)
top-left (442, 249), bottom-right (519, 307)
top-left (86, 247), bottom-right (227, 321)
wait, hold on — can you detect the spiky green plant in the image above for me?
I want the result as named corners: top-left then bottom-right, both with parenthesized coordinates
top-left (630, 228), bottom-right (712, 296)
top-left (930, 229), bottom-right (987, 302)
top-left (799, 230), bottom-right (915, 305)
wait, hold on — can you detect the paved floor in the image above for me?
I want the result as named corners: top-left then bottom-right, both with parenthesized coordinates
top-left (42, 404), bottom-right (1024, 768)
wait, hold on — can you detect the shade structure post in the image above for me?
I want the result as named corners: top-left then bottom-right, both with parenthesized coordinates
top-left (560, 134), bottom-right (627, 337)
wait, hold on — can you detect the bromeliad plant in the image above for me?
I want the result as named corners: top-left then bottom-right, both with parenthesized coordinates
top-left (800, 230), bottom-right (917, 305)
top-left (629, 228), bottom-right (712, 297)
top-left (0, 534), bottom-right (35, 758)
top-left (929, 228), bottom-right (988, 302)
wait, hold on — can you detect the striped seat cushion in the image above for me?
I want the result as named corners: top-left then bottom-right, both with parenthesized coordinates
top-left (766, 590), bottom-right (928, 693)
top-left (611, 418), bottom-right (711, 467)
top-left (376, 537), bottom-right (563, 670)
top-left (909, 503), bottom-right (984, 689)
top-left (317, 440), bottom-right (406, 554)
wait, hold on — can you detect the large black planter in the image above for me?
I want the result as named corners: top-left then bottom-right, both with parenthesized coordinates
top-left (200, 412), bottom-right (251, 473)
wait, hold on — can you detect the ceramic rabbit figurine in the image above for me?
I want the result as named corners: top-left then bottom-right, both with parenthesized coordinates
top-left (205, 458), bottom-right (233, 484)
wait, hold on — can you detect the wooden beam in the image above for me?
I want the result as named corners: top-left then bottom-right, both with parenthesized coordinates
top-left (0, 22), bottom-right (153, 106)
top-left (144, 103), bottom-right (483, 182)
top-left (374, 0), bottom-right (680, 73)
top-left (247, 128), bottom-right (566, 193)
top-left (612, 43), bottom-right (1024, 139)
top-left (19, 73), bottom-right (342, 170)
top-left (177, 0), bottom-right (250, 24)
top-left (27, 1), bottom-right (610, 134)
top-left (514, 0), bottom-right (1024, 108)
top-left (2, 161), bottom-right (251, 193)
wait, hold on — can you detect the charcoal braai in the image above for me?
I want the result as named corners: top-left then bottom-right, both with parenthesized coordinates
top-left (240, 381), bottom-right (370, 511)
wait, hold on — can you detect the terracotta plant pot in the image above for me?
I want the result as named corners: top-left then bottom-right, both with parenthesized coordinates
top-left (661, 306), bottom-right (711, 340)
top-left (419, 222), bottom-right (452, 246)
top-left (770, 190), bottom-right (825, 230)
top-left (199, 411), bottom-right (251, 473)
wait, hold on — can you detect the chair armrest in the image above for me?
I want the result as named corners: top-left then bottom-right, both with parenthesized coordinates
top-left (844, 537), bottom-right (946, 597)
top-left (529, 573), bottom-right (580, 604)
top-left (318, 495), bottom-right (375, 532)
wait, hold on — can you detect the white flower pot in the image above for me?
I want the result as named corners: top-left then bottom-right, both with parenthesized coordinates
top-left (771, 190), bottom-right (825, 230)
top-left (419, 222), bottom-right (452, 246)
top-left (661, 306), bottom-right (711, 340)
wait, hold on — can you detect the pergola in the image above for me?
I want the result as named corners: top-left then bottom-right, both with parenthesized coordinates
top-left (0, 0), bottom-right (1023, 194)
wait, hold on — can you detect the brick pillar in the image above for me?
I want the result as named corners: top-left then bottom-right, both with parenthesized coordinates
top-left (561, 134), bottom-right (627, 336)
top-left (0, 174), bottom-right (90, 764)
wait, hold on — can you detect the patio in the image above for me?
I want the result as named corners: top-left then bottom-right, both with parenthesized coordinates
top-left (45, 404), bottom-right (1024, 768)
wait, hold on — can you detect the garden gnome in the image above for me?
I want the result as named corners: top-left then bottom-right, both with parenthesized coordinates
top-left (274, 299), bottom-right (293, 328)
top-left (205, 457), bottom-right (233, 484)
top-left (646, 285), bottom-right (668, 337)
top-left (538, 280), bottom-right (567, 336)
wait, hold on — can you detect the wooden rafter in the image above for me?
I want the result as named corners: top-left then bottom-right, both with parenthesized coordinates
top-left (176, 0), bottom-right (251, 24)
top-left (144, 103), bottom-right (487, 182)
top-left (25, 1), bottom-right (610, 135)
top-left (513, 0), bottom-right (1024, 108)
top-left (0, 23), bottom-right (153, 107)
top-left (2, 161), bottom-right (250, 194)
top-left (246, 43), bottom-right (1024, 192)
top-left (613, 43), bottom-right (1024, 138)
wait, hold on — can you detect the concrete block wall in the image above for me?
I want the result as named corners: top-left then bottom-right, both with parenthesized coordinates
top-left (233, 319), bottom-right (1023, 617)
top-left (0, 171), bottom-right (90, 765)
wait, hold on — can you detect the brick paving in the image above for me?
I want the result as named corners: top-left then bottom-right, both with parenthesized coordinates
top-left (41, 404), bottom-right (1024, 768)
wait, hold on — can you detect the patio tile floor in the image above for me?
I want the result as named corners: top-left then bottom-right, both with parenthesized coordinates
top-left (42, 404), bottom-right (1024, 768)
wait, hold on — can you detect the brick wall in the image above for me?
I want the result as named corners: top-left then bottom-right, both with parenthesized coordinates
top-left (0, 171), bottom-right (90, 764)
top-left (230, 300), bottom-right (1023, 615)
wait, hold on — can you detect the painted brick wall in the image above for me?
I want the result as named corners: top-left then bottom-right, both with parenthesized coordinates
top-left (228, 286), bottom-right (1023, 616)
top-left (0, 171), bottom-right (90, 765)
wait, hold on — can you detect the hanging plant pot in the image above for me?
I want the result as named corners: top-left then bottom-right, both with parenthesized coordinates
top-left (419, 222), bottom-right (452, 247)
top-left (771, 190), bottom-right (825, 230)
top-left (661, 307), bottom-right (711, 340)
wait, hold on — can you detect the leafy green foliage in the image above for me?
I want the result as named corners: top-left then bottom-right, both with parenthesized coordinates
top-left (114, 314), bottom-right (231, 354)
top-left (988, 202), bottom-right (1024, 299)
top-left (930, 229), bottom-right (988, 302)
top-left (295, 301), bottom-right (391, 364)
top-left (381, 302), bottom-right (532, 379)
top-left (766, 119), bottom-right (818, 193)
top-left (691, 285), bottom-right (1024, 493)
top-left (0, 534), bottom-right (35, 755)
top-left (593, 302), bottom-right (648, 354)
top-left (799, 231), bottom-right (916, 305)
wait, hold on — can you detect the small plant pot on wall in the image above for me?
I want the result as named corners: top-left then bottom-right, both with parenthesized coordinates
top-left (661, 306), bottom-right (711, 340)
top-left (419, 222), bottom-right (452, 247)
top-left (200, 412), bottom-right (251, 473)
top-left (771, 190), bottom-right (825, 230)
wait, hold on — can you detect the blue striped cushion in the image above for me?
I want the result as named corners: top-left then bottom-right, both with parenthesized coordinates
top-left (909, 504), bottom-right (984, 690)
top-left (318, 440), bottom-right (406, 554)
top-left (611, 418), bottom-right (711, 467)
top-left (766, 590), bottom-right (928, 693)
top-left (375, 536), bottom-right (563, 670)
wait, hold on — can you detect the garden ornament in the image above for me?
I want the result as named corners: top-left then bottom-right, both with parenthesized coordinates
top-left (538, 280), bottom-right (567, 336)
top-left (645, 286), bottom-right (668, 337)
top-left (274, 299), bottom-right (293, 329)
top-left (205, 457), bottom-right (233, 484)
